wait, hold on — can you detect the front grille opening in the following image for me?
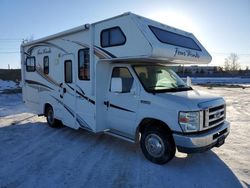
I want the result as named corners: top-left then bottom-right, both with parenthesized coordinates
top-left (202, 104), bottom-right (226, 130)
top-left (209, 105), bottom-right (224, 113)
top-left (209, 117), bottom-right (224, 126)
top-left (209, 111), bottom-right (225, 119)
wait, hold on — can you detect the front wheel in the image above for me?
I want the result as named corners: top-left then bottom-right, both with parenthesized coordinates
top-left (46, 106), bottom-right (61, 128)
top-left (140, 127), bottom-right (176, 164)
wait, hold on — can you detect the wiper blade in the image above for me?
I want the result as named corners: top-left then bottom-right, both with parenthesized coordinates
top-left (177, 86), bottom-right (193, 90)
top-left (147, 85), bottom-right (168, 89)
top-left (152, 87), bottom-right (193, 93)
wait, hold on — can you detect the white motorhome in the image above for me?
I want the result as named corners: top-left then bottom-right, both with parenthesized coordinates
top-left (21, 12), bottom-right (230, 164)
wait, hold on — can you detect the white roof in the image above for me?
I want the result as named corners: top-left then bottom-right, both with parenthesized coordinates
top-left (22, 12), bottom-right (212, 64)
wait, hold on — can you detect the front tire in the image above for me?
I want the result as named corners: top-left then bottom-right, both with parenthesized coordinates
top-left (140, 126), bottom-right (176, 164)
top-left (46, 106), bottom-right (61, 128)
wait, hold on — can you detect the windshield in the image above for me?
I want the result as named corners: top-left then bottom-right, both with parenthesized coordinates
top-left (133, 64), bottom-right (192, 93)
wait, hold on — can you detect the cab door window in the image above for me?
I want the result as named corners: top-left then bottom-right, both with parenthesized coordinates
top-left (111, 67), bottom-right (134, 93)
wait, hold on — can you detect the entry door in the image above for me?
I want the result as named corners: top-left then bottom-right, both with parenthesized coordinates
top-left (60, 54), bottom-right (77, 129)
top-left (106, 67), bottom-right (139, 137)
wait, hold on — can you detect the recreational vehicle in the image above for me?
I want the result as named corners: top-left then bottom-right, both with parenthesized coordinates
top-left (21, 12), bottom-right (230, 164)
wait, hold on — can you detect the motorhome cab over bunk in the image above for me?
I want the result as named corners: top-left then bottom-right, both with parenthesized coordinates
top-left (21, 12), bottom-right (230, 164)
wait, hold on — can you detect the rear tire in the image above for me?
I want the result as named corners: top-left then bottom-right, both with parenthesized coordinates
top-left (46, 106), bottom-right (61, 128)
top-left (140, 126), bottom-right (176, 164)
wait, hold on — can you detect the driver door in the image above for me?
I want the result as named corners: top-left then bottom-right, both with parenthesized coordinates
top-left (106, 66), bottom-right (139, 138)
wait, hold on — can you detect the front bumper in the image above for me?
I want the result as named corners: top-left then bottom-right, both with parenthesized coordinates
top-left (173, 121), bottom-right (230, 153)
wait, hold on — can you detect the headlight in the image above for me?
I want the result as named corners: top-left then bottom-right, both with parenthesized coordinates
top-left (179, 111), bottom-right (200, 132)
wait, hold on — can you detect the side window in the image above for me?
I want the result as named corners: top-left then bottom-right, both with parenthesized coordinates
top-left (64, 60), bottom-right (72, 83)
top-left (111, 67), bottom-right (134, 93)
top-left (26, 57), bottom-right (36, 72)
top-left (149, 25), bottom-right (201, 51)
top-left (101, 27), bottom-right (126, 47)
top-left (78, 49), bottom-right (90, 80)
top-left (43, 56), bottom-right (49, 74)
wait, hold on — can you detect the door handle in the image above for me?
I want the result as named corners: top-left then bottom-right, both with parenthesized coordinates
top-left (59, 83), bottom-right (66, 97)
top-left (104, 101), bottom-right (110, 107)
top-left (63, 88), bottom-right (66, 93)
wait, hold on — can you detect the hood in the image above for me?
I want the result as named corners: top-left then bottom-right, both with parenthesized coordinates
top-left (156, 89), bottom-right (223, 110)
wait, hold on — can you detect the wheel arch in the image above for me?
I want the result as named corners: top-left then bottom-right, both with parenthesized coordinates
top-left (135, 118), bottom-right (173, 143)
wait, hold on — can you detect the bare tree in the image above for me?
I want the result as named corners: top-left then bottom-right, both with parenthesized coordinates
top-left (224, 58), bottom-right (230, 71)
top-left (224, 53), bottom-right (240, 72)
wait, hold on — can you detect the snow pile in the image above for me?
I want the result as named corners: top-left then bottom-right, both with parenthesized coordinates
top-left (0, 79), bottom-right (19, 91)
top-left (182, 77), bottom-right (250, 86)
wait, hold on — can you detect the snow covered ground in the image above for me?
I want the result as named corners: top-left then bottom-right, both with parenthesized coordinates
top-left (0, 79), bottom-right (19, 92)
top-left (0, 86), bottom-right (249, 188)
top-left (183, 77), bottom-right (250, 87)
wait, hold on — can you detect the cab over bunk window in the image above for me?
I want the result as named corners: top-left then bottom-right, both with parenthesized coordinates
top-left (78, 49), bottom-right (90, 80)
top-left (149, 25), bottom-right (201, 51)
top-left (101, 27), bottom-right (126, 47)
top-left (65, 60), bottom-right (72, 83)
top-left (26, 57), bottom-right (36, 72)
top-left (43, 56), bottom-right (49, 74)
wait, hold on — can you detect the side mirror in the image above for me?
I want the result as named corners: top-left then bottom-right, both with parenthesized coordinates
top-left (186, 76), bottom-right (192, 87)
top-left (111, 78), bottom-right (123, 93)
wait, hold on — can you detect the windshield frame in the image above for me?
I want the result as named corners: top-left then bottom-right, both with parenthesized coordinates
top-left (132, 64), bottom-right (192, 93)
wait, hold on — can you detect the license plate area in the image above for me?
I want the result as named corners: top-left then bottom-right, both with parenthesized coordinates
top-left (213, 128), bottom-right (227, 140)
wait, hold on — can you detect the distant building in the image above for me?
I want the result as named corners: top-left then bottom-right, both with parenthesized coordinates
top-left (170, 65), bottom-right (220, 75)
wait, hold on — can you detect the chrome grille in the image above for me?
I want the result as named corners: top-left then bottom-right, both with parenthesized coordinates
top-left (203, 104), bottom-right (225, 130)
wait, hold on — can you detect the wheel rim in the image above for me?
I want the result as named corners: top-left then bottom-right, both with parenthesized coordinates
top-left (47, 108), bottom-right (54, 125)
top-left (145, 133), bottom-right (165, 158)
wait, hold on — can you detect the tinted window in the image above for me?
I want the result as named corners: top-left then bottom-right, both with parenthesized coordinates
top-left (101, 31), bottom-right (109, 47)
top-left (111, 67), bottom-right (134, 93)
top-left (78, 49), bottom-right (90, 80)
top-left (43, 56), bottom-right (49, 74)
top-left (26, 57), bottom-right (36, 72)
top-left (65, 60), bottom-right (72, 83)
top-left (101, 27), bottom-right (126, 47)
top-left (149, 25), bottom-right (201, 51)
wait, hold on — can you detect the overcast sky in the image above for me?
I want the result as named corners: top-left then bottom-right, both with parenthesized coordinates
top-left (0, 0), bottom-right (249, 69)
